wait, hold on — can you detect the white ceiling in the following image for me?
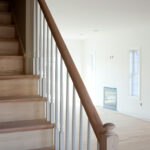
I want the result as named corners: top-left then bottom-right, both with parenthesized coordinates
top-left (46, 0), bottom-right (150, 39)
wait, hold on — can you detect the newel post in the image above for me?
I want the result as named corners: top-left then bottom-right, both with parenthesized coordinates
top-left (100, 123), bottom-right (119, 150)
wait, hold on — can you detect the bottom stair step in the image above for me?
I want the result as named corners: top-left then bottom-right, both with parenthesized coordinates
top-left (0, 120), bottom-right (55, 150)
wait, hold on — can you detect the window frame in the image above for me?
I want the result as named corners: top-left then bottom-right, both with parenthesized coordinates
top-left (129, 49), bottom-right (141, 100)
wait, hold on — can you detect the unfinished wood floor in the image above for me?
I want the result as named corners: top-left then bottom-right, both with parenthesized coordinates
top-left (98, 108), bottom-right (150, 150)
top-left (62, 104), bottom-right (150, 150)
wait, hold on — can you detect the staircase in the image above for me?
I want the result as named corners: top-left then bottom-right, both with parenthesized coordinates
top-left (0, 0), bottom-right (119, 150)
top-left (0, 1), bottom-right (54, 149)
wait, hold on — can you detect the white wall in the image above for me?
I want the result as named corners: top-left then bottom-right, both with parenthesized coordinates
top-left (65, 39), bottom-right (98, 104)
top-left (85, 27), bottom-right (150, 120)
top-left (65, 26), bottom-right (150, 121)
top-left (65, 39), bottom-right (85, 78)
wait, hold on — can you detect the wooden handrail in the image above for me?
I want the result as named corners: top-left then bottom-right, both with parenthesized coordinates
top-left (38, 0), bottom-right (106, 142)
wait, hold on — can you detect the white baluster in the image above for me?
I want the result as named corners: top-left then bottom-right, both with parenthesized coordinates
top-left (39, 10), bottom-right (43, 96)
top-left (55, 46), bottom-right (59, 150)
top-left (50, 35), bottom-right (55, 123)
top-left (72, 86), bottom-right (76, 150)
top-left (59, 57), bottom-right (64, 150)
top-left (36, 1), bottom-right (40, 75)
top-left (43, 18), bottom-right (47, 98)
top-left (46, 26), bottom-right (50, 121)
top-left (87, 121), bottom-right (91, 150)
top-left (33, 0), bottom-right (37, 75)
top-left (79, 103), bottom-right (83, 150)
top-left (36, 2), bottom-right (115, 150)
top-left (65, 72), bottom-right (70, 150)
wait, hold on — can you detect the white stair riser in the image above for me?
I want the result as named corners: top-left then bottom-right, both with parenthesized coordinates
top-left (0, 57), bottom-right (24, 75)
top-left (0, 129), bottom-right (54, 150)
top-left (0, 78), bottom-right (39, 97)
top-left (0, 101), bottom-right (46, 122)
top-left (0, 41), bottom-right (19, 55)
top-left (0, 13), bottom-right (12, 24)
top-left (0, 26), bottom-right (16, 38)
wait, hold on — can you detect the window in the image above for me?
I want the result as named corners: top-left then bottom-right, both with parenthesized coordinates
top-left (129, 50), bottom-right (140, 97)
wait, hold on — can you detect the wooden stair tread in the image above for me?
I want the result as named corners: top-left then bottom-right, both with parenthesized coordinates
top-left (30, 146), bottom-right (55, 150)
top-left (0, 11), bottom-right (11, 15)
top-left (0, 24), bottom-right (15, 27)
top-left (0, 55), bottom-right (23, 58)
top-left (0, 38), bottom-right (17, 42)
top-left (0, 54), bottom-right (20, 56)
top-left (0, 96), bottom-right (47, 103)
top-left (0, 38), bottom-right (18, 43)
top-left (0, 75), bottom-right (40, 80)
top-left (0, 73), bottom-right (24, 76)
top-left (0, 120), bottom-right (54, 133)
